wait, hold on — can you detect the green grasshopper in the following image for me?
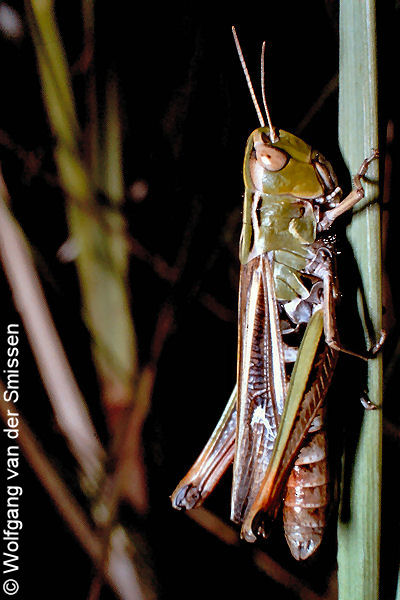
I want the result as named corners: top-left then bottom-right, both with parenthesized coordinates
top-left (171, 27), bottom-right (381, 560)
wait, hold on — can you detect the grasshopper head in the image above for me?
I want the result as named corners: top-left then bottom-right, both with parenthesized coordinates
top-left (245, 127), bottom-right (338, 202)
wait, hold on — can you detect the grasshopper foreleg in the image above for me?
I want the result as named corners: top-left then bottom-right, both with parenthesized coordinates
top-left (318, 149), bottom-right (379, 231)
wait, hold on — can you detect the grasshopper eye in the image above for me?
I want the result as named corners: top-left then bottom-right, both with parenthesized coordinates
top-left (256, 145), bottom-right (288, 172)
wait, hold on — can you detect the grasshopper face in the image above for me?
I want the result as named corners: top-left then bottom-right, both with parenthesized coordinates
top-left (245, 127), bottom-right (339, 202)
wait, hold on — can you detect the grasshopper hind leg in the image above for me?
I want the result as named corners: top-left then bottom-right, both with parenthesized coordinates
top-left (172, 483), bottom-right (202, 510)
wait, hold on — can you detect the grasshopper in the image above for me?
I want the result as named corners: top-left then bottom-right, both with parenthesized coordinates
top-left (171, 27), bottom-right (381, 560)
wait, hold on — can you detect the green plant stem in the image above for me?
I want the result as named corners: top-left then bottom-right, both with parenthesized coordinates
top-left (337, 1), bottom-right (382, 599)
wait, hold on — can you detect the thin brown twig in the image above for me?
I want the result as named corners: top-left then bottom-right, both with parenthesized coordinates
top-left (87, 306), bottom-right (174, 599)
top-left (1, 125), bottom-right (235, 331)
top-left (0, 128), bottom-right (58, 186)
top-left (0, 160), bottom-right (150, 597)
top-left (87, 365), bottom-right (156, 600)
top-left (0, 168), bottom-right (104, 486)
top-left (87, 305), bottom-right (173, 600)
top-left (0, 382), bottom-right (144, 600)
top-left (187, 508), bottom-right (328, 600)
top-left (0, 165), bottom-right (148, 595)
top-left (128, 236), bottom-right (179, 283)
top-left (198, 291), bottom-right (235, 323)
top-left (71, 0), bottom-right (95, 78)
top-left (1, 134), bottom-right (234, 329)
top-left (88, 183), bottom-right (238, 597)
top-left (87, 195), bottom-right (203, 599)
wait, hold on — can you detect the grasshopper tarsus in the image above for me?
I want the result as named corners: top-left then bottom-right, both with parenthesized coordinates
top-left (367, 329), bottom-right (386, 357)
top-left (325, 328), bottom-right (386, 362)
top-left (353, 148), bottom-right (379, 191)
top-left (360, 391), bottom-right (380, 411)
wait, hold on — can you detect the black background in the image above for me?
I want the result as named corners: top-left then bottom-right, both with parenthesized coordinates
top-left (0, 3), bottom-right (399, 599)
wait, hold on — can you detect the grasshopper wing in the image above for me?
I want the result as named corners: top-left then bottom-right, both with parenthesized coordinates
top-left (231, 253), bottom-right (287, 525)
top-left (241, 309), bottom-right (337, 549)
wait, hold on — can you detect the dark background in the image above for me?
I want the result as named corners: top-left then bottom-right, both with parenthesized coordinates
top-left (0, 3), bottom-right (399, 599)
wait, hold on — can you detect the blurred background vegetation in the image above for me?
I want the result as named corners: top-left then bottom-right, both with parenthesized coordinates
top-left (0, 3), bottom-right (399, 599)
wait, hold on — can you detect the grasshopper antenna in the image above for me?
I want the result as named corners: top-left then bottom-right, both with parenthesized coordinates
top-left (232, 26), bottom-right (265, 128)
top-left (261, 41), bottom-right (278, 143)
